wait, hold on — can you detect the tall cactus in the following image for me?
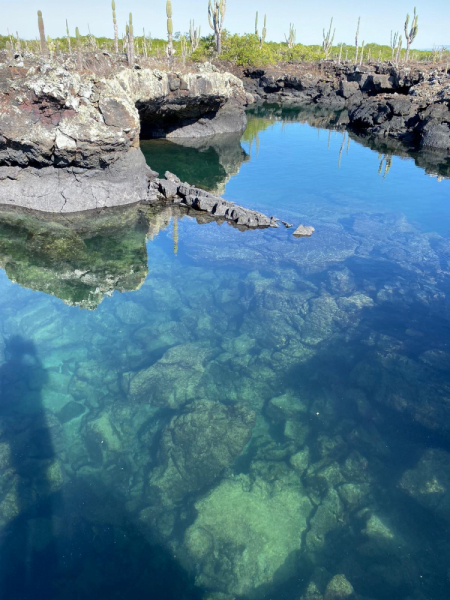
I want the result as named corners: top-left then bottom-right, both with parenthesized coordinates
top-left (255, 11), bottom-right (258, 36)
top-left (404, 7), bottom-right (418, 63)
top-left (66, 20), bottom-right (71, 53)
top-left (190, 20), bottom-right (200, 51)
top-left (37, 10), bottom-right (48, 56)
top-left (284, 23), bottom-right (296, 49)
top-left (322, 18), bottom-right (335, 59)
top-left (354, 16), bottom-right (360, 64)
top-left (112, 0), bottom-right (119, 53)
top-left (128, 13), bottom-right (135, 65)
top-left (208, 0), bottom-right (226, 55)
top-left (260, 15), bottom-right (267, 48)
top-left (166, 0), bottom-right (174, 62)
top-left (75, 26), bottom-right (81, 50)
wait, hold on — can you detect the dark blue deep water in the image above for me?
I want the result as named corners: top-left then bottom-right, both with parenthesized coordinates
top-left (1, 106), bottom-right (450, 600)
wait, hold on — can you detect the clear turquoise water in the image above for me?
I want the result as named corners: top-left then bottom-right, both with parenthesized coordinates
top-left (1, 107), bottom-right (450, 599)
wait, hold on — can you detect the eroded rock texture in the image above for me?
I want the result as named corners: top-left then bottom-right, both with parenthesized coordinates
top-left (241, 63), bottom-right (450, 151)
top-left (0, 57), bottom-right (249, 212)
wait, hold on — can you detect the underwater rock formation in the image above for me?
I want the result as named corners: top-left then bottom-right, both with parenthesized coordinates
top-left (183, 471), bottom-right (313, 597)
top-left (149, 400), bottom-right (255, 507)
top-left (399, 449), bottom-right (450, 522)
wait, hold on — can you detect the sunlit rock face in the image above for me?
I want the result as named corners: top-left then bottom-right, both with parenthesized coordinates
top-left (0, 57), bottom-right (249, 211)
top-left (0, 204), bottom-right (170, 309)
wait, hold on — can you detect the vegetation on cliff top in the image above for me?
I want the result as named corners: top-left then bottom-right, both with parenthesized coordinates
top-left (1, 2), bottom-right (448, 67)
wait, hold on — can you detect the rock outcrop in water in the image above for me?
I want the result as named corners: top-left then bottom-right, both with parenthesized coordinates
top-left (0, 55), bottom-right (254, 215)
top-left (240, 63), bottom-right (450, 151)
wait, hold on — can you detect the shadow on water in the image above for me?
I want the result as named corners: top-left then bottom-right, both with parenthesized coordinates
top-left (0, 335), bottom-right (57, 598)
top-left (0, 336), bottom-right (205, 600)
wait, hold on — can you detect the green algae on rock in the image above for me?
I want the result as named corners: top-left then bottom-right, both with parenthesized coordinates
top-left (184, 472), bottom-right (313, 597)
top-left (149, 400), bottom-right (255, 508)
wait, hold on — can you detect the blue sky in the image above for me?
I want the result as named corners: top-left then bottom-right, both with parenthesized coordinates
top-left (3, 0), bottom-right (449, 47)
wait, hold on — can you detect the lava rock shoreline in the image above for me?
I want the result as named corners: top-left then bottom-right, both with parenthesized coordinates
top-left (238, 62), bottom-right (450, 151)
top-left (0, 53), bottom-right (449, 216)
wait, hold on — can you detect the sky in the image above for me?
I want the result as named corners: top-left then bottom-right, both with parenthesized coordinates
top-left (2, 0), bottom-right (449, 48)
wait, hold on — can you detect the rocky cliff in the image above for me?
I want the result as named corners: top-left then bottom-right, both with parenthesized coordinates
top-left (0, 55), bottom-right (251, 213)
top-left (2, 53), bottom-right (449, 216)
top-left (240, 63), bottom-right (450, 151)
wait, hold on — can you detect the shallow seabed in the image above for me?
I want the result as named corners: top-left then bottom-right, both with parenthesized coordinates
top-left (1, 107), bottom-right (450, 600)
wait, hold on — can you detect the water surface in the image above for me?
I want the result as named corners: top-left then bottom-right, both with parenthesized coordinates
top-left (1, 106), bottom-right (450, 600)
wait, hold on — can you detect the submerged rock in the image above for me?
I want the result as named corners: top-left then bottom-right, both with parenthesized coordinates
top-left (148, 400), bottom-right (255, 507)
top-left (324, 574), bottom-right (354, 600)
top-left (399, 449), bottom-right (450, 522)
top-left (183, 472), bottom-right (313, 598)
top-left (126, 343), bottom-right (212, 407)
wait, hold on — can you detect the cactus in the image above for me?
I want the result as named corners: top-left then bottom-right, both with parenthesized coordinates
top-left (404, 7), bottom-right (418, 63)
top-left (111, 0), bottom-right (119, 54)
top-left (255, 11), bottom-right (258, 36)
top-left (395, 36), bottom-right (402, 66)
top-left (5, 40), bottom-right (13, 60)
top-left (355, 17), bottom-right (361, 65)
top-left (128, 13), bottom-right (135, 65)
top-left (180, 35), bottom-right (187, 66)
top-left (338, 42), bottom-right (343, 65)
top-left (284, 23), bottom-right (296, 49)
top-left (390, 31), bottom-right (398, 60)
top-left (208, 0), bottom-right (226, 55)
top-left (15, 32), bottom-right (21, 53)
top-left (354, 16), bottom-right (360, 64)
top-left (142, 28), bottom-right (147, 57)
top-left (37, 10), bottom-right (48, 56)
top-left (322, 18), bottom-right (335, 59)
top-left (260, 14), bottom-right (267, 48)
top-left (75, 27), bottom-right (81, 50)
top-left (359, 40), bottom-right (365, 65)
top-left (166, 0), bottom-right (174, 62)
top-left (190, 20), bottom-right (201, 51)
top-left (65, 20), bottom-right (72, 53)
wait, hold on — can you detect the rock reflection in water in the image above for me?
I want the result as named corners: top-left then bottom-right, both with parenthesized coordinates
top-left (0, 203), bottom-right (244, 309)
top-left (247, 103), bottom-right (450, 180)
top-left (141, 132), bottom-right (249, 195)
